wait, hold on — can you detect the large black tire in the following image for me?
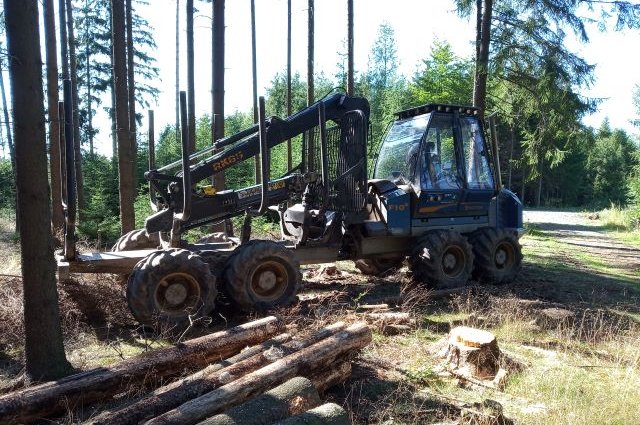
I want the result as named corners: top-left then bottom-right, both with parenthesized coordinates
top-left (469, 228), bottom-right (522, 284)
top-left (112, 228), bottom-right (160, 252)
top-left (127, 249), bottom-right (217, 326)
top-left (354, 256), bottom-right (405, 275)
top-left (408, 230), bottom-right (474, 289)
top-left (224, 240), bottom-right (300, 312)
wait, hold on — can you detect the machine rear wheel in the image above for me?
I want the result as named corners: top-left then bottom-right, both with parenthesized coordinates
top-left (354, 256), bottom-right (404, 275)
top-left (409, 230), bottom-right (474, 289)
top-left (469, 228), bottom-right (522, 283)
top-left (224, 240), bottom-right (300, 312)
top-left (127, 249), bottom-right (216, 327)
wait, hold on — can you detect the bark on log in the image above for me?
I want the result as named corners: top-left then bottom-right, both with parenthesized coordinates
top-left (146, 323), bottom-right (372, 425)
top-left (196, 377), bottom-right (321, 425)
top-left (444, 326), bottom-right (500, 380)
top-left (88, 323), bottom-right (347, 425)
top-left (308, 361), bottom-right (351, 393)
top-left (273, 403), bottom-right (350, 425)
top-left (0, 317), bottom-right (284, 424)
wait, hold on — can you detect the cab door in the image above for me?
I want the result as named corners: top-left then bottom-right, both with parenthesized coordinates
top-left (412, 113), bottom-right (465, 220)
top-left (456, 116), bottom-right (495, 216)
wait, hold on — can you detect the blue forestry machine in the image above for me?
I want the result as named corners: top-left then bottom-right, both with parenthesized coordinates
top-left (58, 89), bottom-right (523, 327)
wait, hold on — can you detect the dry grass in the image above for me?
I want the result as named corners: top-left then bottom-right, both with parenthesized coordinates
top-left (1, 209), bottom-right (640, 424)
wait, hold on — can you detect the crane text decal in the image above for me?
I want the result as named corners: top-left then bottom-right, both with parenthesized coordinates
top-left (212, 152), bottom-right (244, 171)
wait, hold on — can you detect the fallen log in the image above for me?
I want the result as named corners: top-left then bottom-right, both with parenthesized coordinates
top-left (355, 303), bottom-right (390, 311)
top-left (308, 361), bottom-right (352, 393)
top-left (0, 316), bottom-right (284, 425)
top-left (273, 403), bottom-right (350, 425)
top-left (147, 322), bottom-right (372, 425)
top-left (87, 323), bottom-right (347, 425)
top-left (196, 376), bottom-right (321, 425)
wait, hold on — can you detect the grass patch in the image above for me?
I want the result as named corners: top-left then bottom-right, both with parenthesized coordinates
top-left (507, 349), bottom-right (640, 424)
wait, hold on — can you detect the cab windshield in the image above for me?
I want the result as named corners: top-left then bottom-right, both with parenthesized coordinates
top-left (374, 114), bottom-right (429, 183)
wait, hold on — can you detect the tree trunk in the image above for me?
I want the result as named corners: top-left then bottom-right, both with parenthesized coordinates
top-left (536, 161), bottom-right (543, 207)
top-left (0, 56), bottom-right (18, 232)
top-left (0, 317), bottom-right (284, 424)
top-left (147, 323), bottom-right (371, 425)
top-left (508, 126), bottom-right (515, 189)
top-left (198, 377), bottom-right (321, 425)
top-left (274, 403), bottom-right (350, 425)
top-left (306, 0), bottom-right (315, 168)
top-left (66, 0), bottom-right (86, 216)
top-left (175, 0), bottom-right (180, 143)
top-left (111, 0), bottom-right (135, 233)
top-left (43, 0), bottom-right (64, 238)
top-left (211, 0), bottom-right (225, 214)
top-left (473, 0), bottom-right (493, 121)
top-left (286, 0), bottom-right (292, 171)
top-left (3, 0), bottom-right (72, 382)
top-left (186, 0), bottom-right (196, 154)
top-left (84, 0), bottom-right (94, 156)
top-left (88, 323), bottom-right (346, 425)
top-left (250, 0), bottom-right (261, 183)
top-left (520, 166), bottom-right (526, 204)
top-left (347, 0), bottom-right (354, 97)
top-left (126, 0), bottom-right (137, 190)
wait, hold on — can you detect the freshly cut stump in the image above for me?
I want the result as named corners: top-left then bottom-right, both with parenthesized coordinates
top-left (273, 403), bottom-right (350, 425)
top-left (444, 326), bottom-right (500, 380)
top-left (197, 377), bottom-right (321, 425)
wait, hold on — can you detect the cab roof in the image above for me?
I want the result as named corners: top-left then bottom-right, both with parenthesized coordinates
top-left (395, 103), bottom-right (480, 120)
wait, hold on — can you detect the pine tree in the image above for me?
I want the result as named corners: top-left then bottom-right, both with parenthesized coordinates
top-left (4, 0), bottom-right (73, 381)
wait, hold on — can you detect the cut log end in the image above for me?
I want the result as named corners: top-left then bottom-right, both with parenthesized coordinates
top-left (273, 403), bottom-right (350, 425)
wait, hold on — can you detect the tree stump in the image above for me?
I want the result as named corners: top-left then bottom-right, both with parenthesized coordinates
top-left (444, 327), bottom-right (500, 380)
top-left (534, 308), bottom-right (575, 330)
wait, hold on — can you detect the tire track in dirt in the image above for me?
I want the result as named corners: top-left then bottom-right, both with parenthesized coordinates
top-left (523, 210), bottom-right (640, 279)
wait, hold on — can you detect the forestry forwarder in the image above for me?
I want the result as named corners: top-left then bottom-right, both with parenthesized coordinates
top-left (57, 88), bottom-right (523, 327)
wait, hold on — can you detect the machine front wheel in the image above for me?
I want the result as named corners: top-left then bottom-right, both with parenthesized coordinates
top-left (127, 249), bottom-right (217, 327)
top-left (224, 240), bottom-right (300, 312)
top-left (469, 228), bottom-right (522, 284)
top-left (409, 230), bottom-right (474, 289)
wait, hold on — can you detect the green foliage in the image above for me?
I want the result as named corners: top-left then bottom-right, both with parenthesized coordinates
top-left (0, 159), bottom-right (15, 209)
top-left (78, 154), bottom-right (121, 241)
top-left (360, 23), bottom-right (410, 157)
top-left (74, 0), bottom-right (160, 149)
top-left (409, 40), bottom-right (473, 105)
top-left (587, 122), bottom-right (636, 207)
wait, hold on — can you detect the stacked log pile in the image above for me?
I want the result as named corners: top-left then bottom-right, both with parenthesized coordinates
top-left (0, 317), bottom-right (371, 425)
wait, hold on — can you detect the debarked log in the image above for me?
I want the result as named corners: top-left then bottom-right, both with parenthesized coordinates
top-left (0, 316), bottom-right (284, 425)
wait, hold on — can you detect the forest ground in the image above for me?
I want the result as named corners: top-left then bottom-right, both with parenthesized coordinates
top-left (0, 210), bottom-right (639, 424)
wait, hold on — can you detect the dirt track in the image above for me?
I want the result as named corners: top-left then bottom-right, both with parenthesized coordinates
top-left (523, 210), bottom-right (640, 285)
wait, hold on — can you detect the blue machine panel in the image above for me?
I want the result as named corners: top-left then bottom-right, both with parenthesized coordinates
top-left (381, 188), bottom-right (411, 236)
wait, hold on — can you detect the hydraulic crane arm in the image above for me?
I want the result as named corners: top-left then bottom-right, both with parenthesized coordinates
top-left (143, 93), bottom-right (370, 234)
top-left (147, 93), bottom-right (370, 184)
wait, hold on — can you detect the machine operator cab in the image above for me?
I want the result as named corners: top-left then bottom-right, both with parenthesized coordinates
top-left (372, 104), bottom-right (523, 236)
